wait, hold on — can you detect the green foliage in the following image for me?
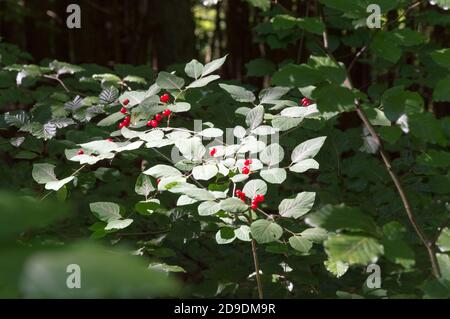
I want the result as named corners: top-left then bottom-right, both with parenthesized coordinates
top-left (1, 0), bottom-right (450, 299)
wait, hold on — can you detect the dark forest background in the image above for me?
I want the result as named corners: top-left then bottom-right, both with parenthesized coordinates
top-left (1, 0), bottom-right (449, 116)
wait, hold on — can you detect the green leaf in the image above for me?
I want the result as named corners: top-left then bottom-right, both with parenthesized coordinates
top-left (156, 72), bottom-right (185, 90)
top-left (220, 198), bottom-right (249, 213)
top-left (260, 143), bottom-right (284, 166)
top-left (187, 75), bottom-right (220, 88)
top-left (324, 259), bottom-right (349, 278)
top-left (99, 86), bottom-right (119, 104)
top-left (306, 204), bottom-right (378, 235)
top-left (291, 136), bottom-right (327, 162)
top-left (143, 165), bottom-right (182, 179)
top-left (135, 199), bottom-right (160, 215)
top-left (105, 219), bottom-right (133, 230)
top-left (235, 225), bottom-right (252, 242)
top-left (272, 15), bottom-right (324, 35)
top-left (245, 0), bottom-right (271, 11)
top-left (250, 219), bottom-right (283, 244)
top-left (325, 234), bottom-right (384, 265)
top-left (50, 60), bottom-right (84, 75)
top-left (192, 164), bottom-right (219, 181)
top-left (175, 138), bottom-right (206, 161)
top-left (392, 28), bottom-right (426, 47)
top-left (97, 112), bottom-right (124, 127)
top-left (219, 83), bottom-right (256, 103)
top-left (168, 102), bottom-right (191, 113)
top-left (245, 105), bottom-right (264, 129)
top-left (202, 55), bottom-right (227, 77)
top-left (14, 150), bottom-right (38, 160)
top-left (198, 201), bottom-right (221, 216)
top-left (382, 238), bottom-right (415, 269)
top-left (290, 159), bottom-right (319, 173)
top-left (79, 140), bottom-right (118, 154)
top-left (279, 192), bottom-right (316, 219)
top-left (430, 48), bottom-right (450, 69)
top-left (243, 179), bottom-right (268, 198)
top-left (246, 58), bottom-right (276, 77)
top-left (216, 228), bottom-right (236, 245)
top-left (437, 228), bottom-right (450, 253)
top-left (312, 84), bottom-right (355, 113)
top-left (93, 73), bottom-right (122, 86)
top-left (271, 116), bottom-right (302, 131)
top-left (433, 75), bottom-right (450, 102)
top-left (135, 174), bottom-right (155, 197)
top-left (32, 163), bottom-right (57, 184)
top-left (260, 168), bottom-right (287, 184)
top-left (288, 236), bottom-right (312, 253)
top-left (301, 228), bottom-right (328, 243)
top-left (259, 87), bottom-right (290, 104)
top-left (89, 202), bottom-right (122, 222)
top-left (123, 75), bottom-right (146, 85)
top-left (185, 59), bottom-right (204, 79)
top-left (148, 262), bottom-right (186, 273)
top-left (272, 64), bottom-right (323, 88)
top-left (45, 176), bottom-right (75, 191)
top-left (308, 56), bottom-right (346, 84)
top-left (20, 243), bottom-right (178, 298)
top-left (199, 128), bottom-right (223, 138)
top-left (371, 32), bottom-right (401, 63)
top-left (381, 86), bottom-right (424, 121)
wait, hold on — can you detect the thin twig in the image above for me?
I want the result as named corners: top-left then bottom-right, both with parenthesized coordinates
top-left (247, 210), bottom-right (264, 299)
top-left (40, 165), bottom-right (87, 201)
top-left (318, 1), bottom-right (441, 278)
top-left (43, 75), bottom-right (71, 93)
top-left (251, 238), bottom-right (264, 299)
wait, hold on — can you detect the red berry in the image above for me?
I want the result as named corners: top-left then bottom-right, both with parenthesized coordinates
top-left (242, 166), bottom-right (250, 175)
top-left (77, 149), bottom-right (84, 155)
top-left (301, 98), bottom-right (312, 107)
top-left (160, 93), bottom-right (170, 103)
top-left (120, 107), bottom-right (127, 114)
top-left (148, 120), bottom-right (158, 128)
top-left (210, 148), bottom-right (217, 156)
top-left (106, 138), bottom-right (113, 142)
top-left (124, 115), bottom-right (131, 123)
top-left (162, 109), bottom-right (172, 117)
top-left (244, 159), bottom-right (253, 166)
top-left (255, 194), bottom-right (265, 203)
top-left (119, 122), bottom-right (125, 129)
top-left (155, 113), bottom-right (163, 122)
top-left (240, 193), bottom-right (246, 202)
top-left (123, 99), bottom-right (130, 106)
top-left (235, 189), bottom-right (242, 196)
top-left (251, 203), bottom-right (258, 210)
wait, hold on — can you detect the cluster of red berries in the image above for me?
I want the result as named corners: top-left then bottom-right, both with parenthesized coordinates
top-left (145, 93), bottom-right (172, 128)
top-left (251, 194), bottom-right (265, 210)
top-left (119, 99), bottom-right (131, 129)
top-left (235, 189), bottom-right (246, 202)
top-left (235, 189), bottom-right (265, 210)
top-left (241, 159), bottom-right (252, 175)
top-left (301, 97), bottom-right (313, 107)
top-left (147, 109), bottom-right (172, 128)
